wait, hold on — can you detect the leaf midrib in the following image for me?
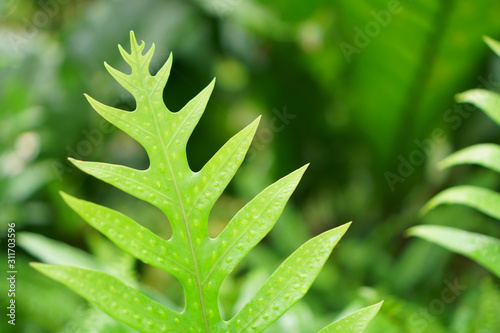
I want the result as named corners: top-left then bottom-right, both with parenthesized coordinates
top-left (132, 48), bottom-right (210, 332)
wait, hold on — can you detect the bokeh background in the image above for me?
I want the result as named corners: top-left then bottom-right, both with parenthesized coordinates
top-left (2, 0), bottom-right (500, 332)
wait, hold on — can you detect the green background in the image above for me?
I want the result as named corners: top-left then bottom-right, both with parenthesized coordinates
top-left (1, 0), bottom-right (500, 332)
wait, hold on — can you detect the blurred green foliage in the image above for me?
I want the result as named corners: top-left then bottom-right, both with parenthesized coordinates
top-left (1, 0), bottom-right (500, 332)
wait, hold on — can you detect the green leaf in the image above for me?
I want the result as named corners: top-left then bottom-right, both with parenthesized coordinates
top-left (408, 225), bottom-right (500, 278)
top-left (207, 165), bottom-right (309, 287)
top-left (60, 192), bottom-right (190, 281)
top-left (18, 232), bottom-right (101, 270)
top-left (455, 89), bottom-right (500, 126)
top-left (30, 264), bottom-right (185, 332)
top-left (31, 31), bottom-right (362, 333)
top-left (484, 36), bottom-right (500, 57)
top-left (439, 143), bottom-right (500, 174)
top-left (317, 301), bottom-right (383, 333)
top-left (421, 185), bottom-right (500, 220)
top-left (223, 223), bottom-right (350, 332)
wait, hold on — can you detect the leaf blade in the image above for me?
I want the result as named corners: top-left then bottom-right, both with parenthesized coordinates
top-left (455, 89), bottom-right (500, 126)
top-left (439, 143), bottom-right (500, 174)
top-left (31, 263), bottom-right (185, 332)
top-left (60, 192), bottom-right (193, 280)
top-left (484, 36), bottom-right (500, 57)
top-left (185, 117), bottom-right (260, 230)
top-left (225, 223), bottom-right (350, 332)
top-left (206, 165), bottom-right (308, 286)
top-left (317, 301), bottom-right (383, 333)
top-left (68, 159), bottom-right (178, 211)
top-left (408, 225), bottom-right (500, 278)
top-left (421, 185), bottom-right (500, 220)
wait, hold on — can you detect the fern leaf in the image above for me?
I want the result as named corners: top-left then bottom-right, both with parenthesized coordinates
top-left (455, 89), bottom-right (500, 126)
top-left (439, 143), bottom-right (500, 174)
top-left (31, 264), bottom-right (186, 332)
top-left (317, 301), bottom-right (383, 333)
top-left (60, 192), bottom-right (189, 279)
top-left (224, 223), bottom-right (350, 332)
top-left (421, 185), bottom-right (500, 220)
top-left (407, 226), bottom-right (500, 278)
top-left (31, 31), bottom-right (360, 332)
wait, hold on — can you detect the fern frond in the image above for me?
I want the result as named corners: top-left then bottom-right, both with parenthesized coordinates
top-left (30, 31), bottom-right (379, 332)
top-left (412, 37), bottom-right (500, 279)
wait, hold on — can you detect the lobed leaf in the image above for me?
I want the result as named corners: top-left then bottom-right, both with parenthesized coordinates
top-left (408, 225), bottom-right (500, 278)
top-left (421, 185), bottom-right (500, 220)
top-left (317, 301), bottom-right (383, 333)
top-left (31, 263), bottom-right (186, 332)
top-left (455, 89), bottom-right (500, 126)
top-left (439, 143), bottom-right (500, 174)
top-left (224, 223), bottom-right (350, 332)
top-left (32, 31), bottom-right (365, 332)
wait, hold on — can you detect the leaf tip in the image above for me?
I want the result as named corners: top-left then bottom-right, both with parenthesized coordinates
top-left (369, 300), bottom-right (384, 313)
top-left (248, 115), bottom-right (262, 132)
top-left (59, 191), bottom-right (81, 209)
top-left (437, 159), bottom-right (448, 170)
top-left (483, 35), bottom-right (497, 48)
top-left (83, 93), bottom-right (93, 103)
top-left (454, 91), bottom-right (466, 103)
top-left (405, 226), bottom-right (420, 238)
top-left (329, 221), bottom-right (351, 240)
top-left (67, 157), bottom-right (78, 165)
top-left (59, 190), bottom-right (71, 200)
top-left (129, 30), bottom-right (138, 47)
top-left (342, 221), bottom-right (353, 229)
top-left (30, 262), bottom-right (50, 274)
top-left (419, 201), bottom-right (433, 217)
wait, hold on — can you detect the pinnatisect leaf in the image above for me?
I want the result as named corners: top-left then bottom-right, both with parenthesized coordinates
top-left (30, 263), bottom-right (186, 332)
top-left (32, 31), bottom-right (363, 333)
top-left (318, 301), bottom-right (383, 333)
top-left (421, 185), bottom-right (500, 220)
top-left (439, 143), bottom-right (500, 174)
top-left (408, 226), bottom-right (500, 278)
top-left (224, 223), bottom-right (350, 332)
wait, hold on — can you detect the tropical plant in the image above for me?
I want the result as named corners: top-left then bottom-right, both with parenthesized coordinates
top-left (409, 36), bottom-right (500, 278)
top-left (30, 31), bottom-right (381, 333)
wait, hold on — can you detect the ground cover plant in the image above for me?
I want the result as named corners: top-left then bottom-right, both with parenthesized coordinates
top-left (29, 32), bottom-right (382, 333)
